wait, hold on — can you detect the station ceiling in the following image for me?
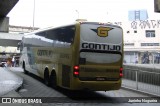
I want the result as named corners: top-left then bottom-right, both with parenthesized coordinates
top-left (0, 0), bottom-right (19, 17)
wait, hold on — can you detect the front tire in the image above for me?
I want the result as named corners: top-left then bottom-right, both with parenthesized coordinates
top-left (23, 62), bottom-right (28, 74)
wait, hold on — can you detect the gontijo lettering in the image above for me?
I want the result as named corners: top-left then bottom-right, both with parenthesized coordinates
top-left (37, 50), bottom-right (53, 57)
top-left (82, 43), bottom-right (121, 51)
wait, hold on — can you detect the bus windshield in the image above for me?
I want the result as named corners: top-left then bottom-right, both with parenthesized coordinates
top-left (80, 23), bottom-right (123, 64)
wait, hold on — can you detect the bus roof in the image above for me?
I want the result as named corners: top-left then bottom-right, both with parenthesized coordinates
top-left (26, 21), bottom-right (122, 35)
top-left (27, 22), bottom-right (76, 35)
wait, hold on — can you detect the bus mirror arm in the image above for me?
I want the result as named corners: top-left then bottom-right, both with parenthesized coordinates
top-left (17, 42), bottom-right (21, 50)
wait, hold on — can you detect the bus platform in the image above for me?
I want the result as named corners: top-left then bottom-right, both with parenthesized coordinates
top-left (0, 67), bottom-right (23, 96)
top-left (0, 64), bottom-right (159, 97)
top-left (123, 63), bottom-right (160, 96)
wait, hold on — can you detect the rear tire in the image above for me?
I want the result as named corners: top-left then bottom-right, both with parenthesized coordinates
top-left (50, 70), bottom-right (57, 88)
top-left (44, 69), bottom-right (50, 86)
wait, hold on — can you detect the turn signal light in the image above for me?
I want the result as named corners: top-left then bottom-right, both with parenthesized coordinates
top-left (120, 67), bottom-right (123, 77)
top-left (73, 65), bottom-right (79, 77)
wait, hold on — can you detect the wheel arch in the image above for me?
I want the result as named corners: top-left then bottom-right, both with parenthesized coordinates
top-left (44, 67), bottom-right (49, 76)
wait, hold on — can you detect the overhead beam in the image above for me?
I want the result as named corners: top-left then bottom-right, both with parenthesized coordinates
top-left (0, 0), bottom-right (19, 17)
top-left (0, 33), bottom-right (23, 47)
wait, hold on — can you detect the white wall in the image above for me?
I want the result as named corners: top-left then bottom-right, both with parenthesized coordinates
top-left (122, 19), bottom-right (160, 52)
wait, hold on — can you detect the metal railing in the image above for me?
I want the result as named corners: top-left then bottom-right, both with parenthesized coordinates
top-left (122, 67), bottom-right (160, 96)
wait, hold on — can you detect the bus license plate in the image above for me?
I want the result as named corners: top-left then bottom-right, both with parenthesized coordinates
top-left (96, 77), bottom-right (105, 81)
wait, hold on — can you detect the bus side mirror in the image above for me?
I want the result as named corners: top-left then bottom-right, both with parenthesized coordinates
top-left (17, 42), bottom-right (21, 50)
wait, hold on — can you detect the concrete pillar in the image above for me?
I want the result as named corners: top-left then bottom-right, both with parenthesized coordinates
top-left (0, 17), bottom-right (9, 32)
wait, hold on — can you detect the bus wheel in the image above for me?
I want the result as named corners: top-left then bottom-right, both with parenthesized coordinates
top-left (44, 69), bottom-right (50, 86)
top-left (23, 62), bottom-right (28, 74)
top-left (50, 70), bottom-right (57, 88)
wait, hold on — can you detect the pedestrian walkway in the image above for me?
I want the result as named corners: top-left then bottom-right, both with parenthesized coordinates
top-left (0, 67), bottom-right (23, 96)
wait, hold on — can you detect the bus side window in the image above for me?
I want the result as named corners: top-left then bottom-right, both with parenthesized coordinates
top-left (45, 25), bottom-right (75, 44)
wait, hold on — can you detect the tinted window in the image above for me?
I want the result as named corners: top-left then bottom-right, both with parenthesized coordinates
top-left (45, 25), bottom-right (75, 43)
top-left (36, 31), bottom-right (46, 37)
